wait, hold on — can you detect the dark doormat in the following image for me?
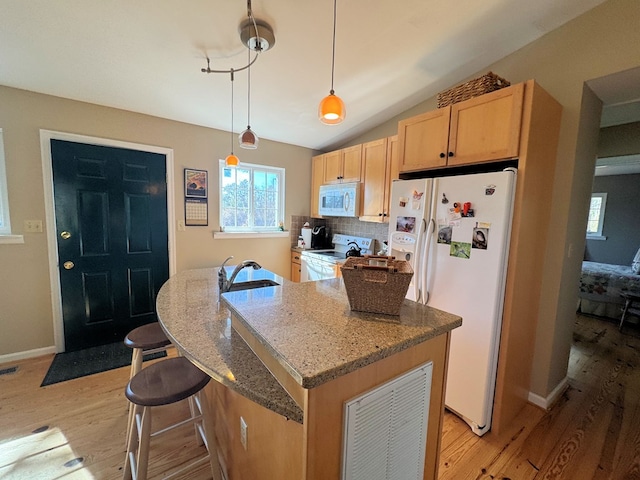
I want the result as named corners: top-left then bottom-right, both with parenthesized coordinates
top-left (41, 341), bottom-right (167, 387)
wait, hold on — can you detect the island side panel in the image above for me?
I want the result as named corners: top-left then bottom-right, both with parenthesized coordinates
top-left (302, 332), bottom-right (450, 480)
top-left (209, 380), bottom-right (304, 479)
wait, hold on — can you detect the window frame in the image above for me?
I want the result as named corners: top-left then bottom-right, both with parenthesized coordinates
top-left (218, 159), bottom-right (285, 233)
top-left (586, 192), bottom-right (607, 240)
top-left (0, 129), bottom-right (13, 235)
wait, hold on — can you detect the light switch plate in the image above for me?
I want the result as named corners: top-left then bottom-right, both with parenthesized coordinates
top-left (24, 220), bottom-right (43, 233)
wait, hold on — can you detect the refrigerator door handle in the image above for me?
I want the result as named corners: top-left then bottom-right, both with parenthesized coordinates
top-left (414, 217), bottom-right (427, 302)
top-left (422, 217), bottom-right (435, 304)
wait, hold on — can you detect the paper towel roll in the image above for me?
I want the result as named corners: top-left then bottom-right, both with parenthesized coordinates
top-left (301, 227), bottom-right (312, 249)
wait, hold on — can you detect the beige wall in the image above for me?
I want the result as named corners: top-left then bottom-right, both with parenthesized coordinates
top-left (0, 87), bottom-right (313, 357)
top-left (598, 121), bottom-right (640, 157)
top-left (348, 0), bottom-right (640, 399)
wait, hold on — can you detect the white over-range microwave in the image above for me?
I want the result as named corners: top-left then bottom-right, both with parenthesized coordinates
top-left (318, 182), bottom-right (360, 217)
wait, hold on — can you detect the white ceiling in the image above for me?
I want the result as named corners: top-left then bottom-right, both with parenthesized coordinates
top-left (0, 0), bottom-right (608, 151)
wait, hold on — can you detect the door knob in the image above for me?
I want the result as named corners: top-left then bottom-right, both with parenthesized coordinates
top-left (63, 261), bottom-right (75, 270)
top-left (60, 231), bottom-right (71, 240)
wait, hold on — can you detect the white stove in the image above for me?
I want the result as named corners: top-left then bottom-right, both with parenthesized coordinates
top-left (300, 234), bottom-right (373, 282)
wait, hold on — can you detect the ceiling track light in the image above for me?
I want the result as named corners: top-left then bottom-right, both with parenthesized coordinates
top-left (318, 0), bottom-right (345, 125)
top-left (201, 0), bottom-right (275, 75)
top-left (204, 0), bottom-right (273, 157)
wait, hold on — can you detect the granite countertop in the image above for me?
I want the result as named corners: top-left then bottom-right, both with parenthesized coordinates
top-left (157, 266), bottom-right (461, 424)
top-left (156, 267), bottom-right (304, 423)
top-left (222, 276), bottom-right (462, 389)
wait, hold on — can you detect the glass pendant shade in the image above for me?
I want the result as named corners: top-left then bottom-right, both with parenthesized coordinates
top-left (225, 153), bottom-right (239, 167)
top-left (318, 91), bottom-right (345, 125)
top-left (239, 126), bottom-right (259, 149)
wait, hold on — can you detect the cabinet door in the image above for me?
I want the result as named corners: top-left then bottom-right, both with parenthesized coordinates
top-left (291, 251), bottom-right (302, 282)
top-left (311, 154), bottom-right (324, 218)
top-left (341, 145), bottom-right (363, 183)
top-left (323, 150), bottom-right (342, 184)
top-left (384, 135), bottom-right (399, 216)
top-left (448, 83), bottom-right (524, 166)
top-left (359, 138), bottom-right (389, 222)
top-left (398, 107), bottom-right (450, 173)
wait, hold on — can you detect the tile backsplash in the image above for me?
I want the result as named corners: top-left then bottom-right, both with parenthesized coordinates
top-left (290, 215), bottom-right (389, 253)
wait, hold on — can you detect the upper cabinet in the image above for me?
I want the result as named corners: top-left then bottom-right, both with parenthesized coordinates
top-left (310, 154), bottom-right (324, 218)
top-left (359, 136), bottom-right (399, 222)
top-left (323, 144), bottom-right (362, 184)
top-left (398, 83), bottom-right (525, 173)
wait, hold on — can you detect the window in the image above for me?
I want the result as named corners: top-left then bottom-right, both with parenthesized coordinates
top-left (0, 129), bottom-right (12, 235)
top-left (586, 192), bottom-right (607, 238)
top-left (219, 160), bottom-right (285, 232)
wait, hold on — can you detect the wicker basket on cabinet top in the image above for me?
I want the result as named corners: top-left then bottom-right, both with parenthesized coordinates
top-left (437, 72), bottom-right (511, 108)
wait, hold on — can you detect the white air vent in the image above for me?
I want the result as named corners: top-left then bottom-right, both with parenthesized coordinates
top-left (341, 362), bottom-right (433, 480)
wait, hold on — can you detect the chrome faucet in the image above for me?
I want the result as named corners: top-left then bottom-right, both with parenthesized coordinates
top-left (218, 257), bottom-right (262, 294)
top-left (218, 256), bottom-right (234, 293)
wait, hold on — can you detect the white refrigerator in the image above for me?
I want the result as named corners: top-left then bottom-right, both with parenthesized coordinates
top-left (387, 169), bottom-right (516, 436)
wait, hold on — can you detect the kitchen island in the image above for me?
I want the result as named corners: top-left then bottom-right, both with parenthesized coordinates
top-left (156, 267), bottom-right (461, 479)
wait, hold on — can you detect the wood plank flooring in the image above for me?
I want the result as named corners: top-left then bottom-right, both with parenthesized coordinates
top-left (438, 313), bottom-right (640, 480)
top-left (0, 313), bottom-right (638, 479)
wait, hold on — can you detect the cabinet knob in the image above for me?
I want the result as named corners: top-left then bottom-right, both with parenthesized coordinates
top-left (439, 152), bottom-right (445, 158)
top-left (378, 213), bottom-right (383, 216)
top-left (448, 151), bottom-right (454, 157)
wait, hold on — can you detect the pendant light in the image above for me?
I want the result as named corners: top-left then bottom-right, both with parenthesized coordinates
top-left (239, 48), bottom-right (259, 149)
top-left (318, 0), bottom-right (345, 125)
top-left (225, 70), bottom-right (239, 167)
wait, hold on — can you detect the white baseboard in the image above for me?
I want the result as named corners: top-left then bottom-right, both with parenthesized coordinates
top-left (528, 377), bottom-right (569, 410)
top-left (0, 346), bottom-right (57, 365)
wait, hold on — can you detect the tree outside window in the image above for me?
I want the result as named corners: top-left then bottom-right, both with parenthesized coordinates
top-left (219, 160), bottom-right (284, 232)
top-left (586, 192), bottom-right (607, 239)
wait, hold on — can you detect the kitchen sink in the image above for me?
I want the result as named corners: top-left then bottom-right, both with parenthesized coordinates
top-left (226, 279), bottom-right (280, 292)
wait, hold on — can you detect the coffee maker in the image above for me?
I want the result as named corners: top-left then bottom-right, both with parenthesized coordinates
top-left (311, 225), bottom-right (329, 249)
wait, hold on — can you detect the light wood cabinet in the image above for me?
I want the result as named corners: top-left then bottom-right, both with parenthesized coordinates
top-left (323, 144), bottom-right (362, 184)
top-left (398, 83), bottom-right (525, 173)
top-left (310, 154), bottom-right (324, 218)
top-left (359, 135), bottom-right (399, 222)
top-left (290, 251), bottom-right (301, 282)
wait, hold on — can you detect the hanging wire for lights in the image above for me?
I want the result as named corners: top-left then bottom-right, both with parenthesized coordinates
top-left (225, 69), bottom-right (239, 167)
top-left (239, 48), bottom-right (258, 149)
top-left (318, 0), bottom-right (345, 125)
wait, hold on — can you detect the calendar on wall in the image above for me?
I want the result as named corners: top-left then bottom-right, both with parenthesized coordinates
top-left (184, 168), bottom-right (208, 226)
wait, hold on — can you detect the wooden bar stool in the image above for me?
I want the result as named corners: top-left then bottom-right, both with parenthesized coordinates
top-left (123, 356), bottom-right (222, 480)
top-left (124, 322), bottom-right (173, 380)
top-left (124, 322), bottom-right (174, 444)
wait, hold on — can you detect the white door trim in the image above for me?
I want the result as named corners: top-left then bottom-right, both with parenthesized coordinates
top-left (39, 130), bottom-right (176, 353)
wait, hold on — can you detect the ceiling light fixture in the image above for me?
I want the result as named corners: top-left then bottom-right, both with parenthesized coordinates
top-left (201, 2), bottom-right (275, 76)
top-left (225, 70), bottom-right (239, 167)
top-left (318, 0), bottom-right (345, 125)
top-left (239, 48), bottom-right (258, 149)
top-left (202, 0), bottom-right (273, 156)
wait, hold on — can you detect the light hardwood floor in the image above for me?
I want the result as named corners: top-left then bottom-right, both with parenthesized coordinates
top-left (1, 313), bottom-right (639, 479)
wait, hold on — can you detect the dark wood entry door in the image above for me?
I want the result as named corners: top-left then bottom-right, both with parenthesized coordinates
top-left (51, 140), bottom-right (169, 352)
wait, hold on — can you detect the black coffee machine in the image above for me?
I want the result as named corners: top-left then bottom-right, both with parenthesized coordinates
top-left (311, 226), bottom-right (330, 249)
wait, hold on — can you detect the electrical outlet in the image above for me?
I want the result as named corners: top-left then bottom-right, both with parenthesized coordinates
top-left (240, 416), bottom-right (248, 451)
top-left (24, 220), bottom-right (43, 233)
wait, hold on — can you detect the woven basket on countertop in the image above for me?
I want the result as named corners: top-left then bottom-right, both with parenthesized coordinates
top-left (340, 255), bottom-right (413, 316)
top-left (437, 72), bottom-right (511, 108)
